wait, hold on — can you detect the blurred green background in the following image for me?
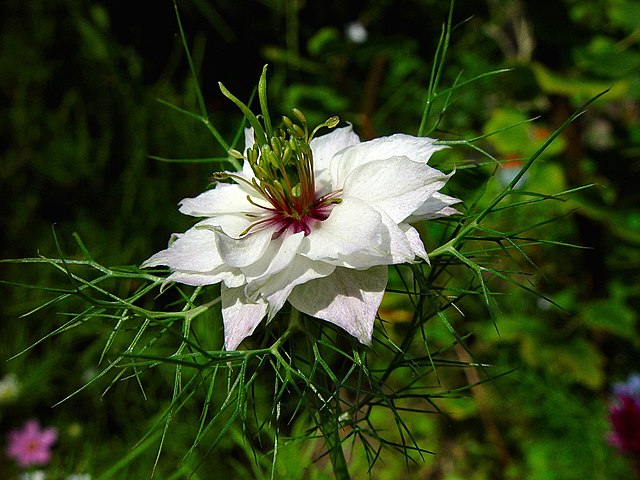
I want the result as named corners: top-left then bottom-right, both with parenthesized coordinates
top-left (1, 0), bottom-right (639, 478)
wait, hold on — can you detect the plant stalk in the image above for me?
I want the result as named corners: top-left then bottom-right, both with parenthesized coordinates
top-left (319, 406), bottom-right (351, 480)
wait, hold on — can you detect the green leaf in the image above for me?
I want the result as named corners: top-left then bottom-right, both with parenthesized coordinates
top-left (581, 298), bottom-right (637, 339)
top-left (483, 109), bottom-right (566, 158)
top-left (531, 61), bottom-right (628, 100)
top-left (219, 81), bottom-right (266, 146)
top-left (520, 337), bottom-right (605, 389)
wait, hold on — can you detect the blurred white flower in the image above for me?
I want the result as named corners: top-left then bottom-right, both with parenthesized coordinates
top-left (497, 158), bottom-right (528, 188)
top-left (144, 126), bottom-right (459, 350)
top-left (19, 470), bottom-right (46, 480)
top-left (584, 117), bottom-right (613, 150)
top-left (345, 21), bottom-right (368, 43)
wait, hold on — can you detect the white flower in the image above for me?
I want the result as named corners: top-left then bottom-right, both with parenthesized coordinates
top-left (345, 21), bottom-right (368, 44)
top-left (19, 471), bottom-right (46, 480)
top-left (143, 125), bottom-right (460, 350)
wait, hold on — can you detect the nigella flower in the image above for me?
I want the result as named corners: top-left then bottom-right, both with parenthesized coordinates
top-left (144, 112), bottom-right (459, 350)
top-left (6, 419), bottom-right (58, 468)
top-left (608, 374), bottom-right (640, 458)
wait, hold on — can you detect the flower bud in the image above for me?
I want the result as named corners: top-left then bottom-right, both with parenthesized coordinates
top-left (228, 148), bottom-right (244, 160)
top-left (270, 136), bottom-right (282, 157)
top-left (282, 116), bottom-right (294, 130)
top-left (282, 145), bottom-right (293, 165)
top-left (267, 151), bottom-right (280, 169)
top-left (291, 124), bottom-right (306, 139)
top-left (292, 108), bottom-right (307, 125)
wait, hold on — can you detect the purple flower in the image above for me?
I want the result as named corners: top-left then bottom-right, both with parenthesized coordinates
top-left (608, 374), bottom-right (640, 458)
top-left (613, 374), bottom-right (640, 399)
top-left (6, 419), bottom-right (58, 468)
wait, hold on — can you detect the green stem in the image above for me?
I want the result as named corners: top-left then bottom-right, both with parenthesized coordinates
top-left (289, 306), bottom-right (349, 477)
top-left (288, 306), bottom-right (302, 331)
top-left (258, 65), bottom-right (273, 140)
top-left (318, 406), bottom-right (351, 480)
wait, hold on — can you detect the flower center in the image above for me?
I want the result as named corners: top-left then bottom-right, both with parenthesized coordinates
top-left (267, 190), bottom-right (342, 237)
top-left (219, 111), bottom-right (342, 238)
top-left (26, 439), bottom-right (40, 453)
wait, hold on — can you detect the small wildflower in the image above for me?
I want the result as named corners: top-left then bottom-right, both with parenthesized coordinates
top-left (345, 21), bottom-right (368, 43)
top-left (497, 156), bottom-right (528, 188)
top-left (608, 374), bottom-right (640, 458)
top-left (613, 374), bottom-right (640, 399)
top-left (19, 470), bottom-right (46, 480)
top-left (6, 419), bottom-right (58, 468)
top-left (584, 117), bottom-right (614, 150)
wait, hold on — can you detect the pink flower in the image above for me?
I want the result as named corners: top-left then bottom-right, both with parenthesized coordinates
top-left (6, 419), bottom-right (58, 468)
top-left (608, 374), bottom-right (640, 460)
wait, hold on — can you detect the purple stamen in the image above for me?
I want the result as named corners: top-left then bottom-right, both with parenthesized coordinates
top-left (269, 201), bottom-right (337, 239)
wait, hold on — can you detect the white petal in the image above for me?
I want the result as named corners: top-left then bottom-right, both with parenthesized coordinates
top-left (215, 227), bottom-right (275, 268)
top-left (178, 183), bottom-right (265, 218)
top-left (197, 214), bottom-right (256, 238)
top-left (301, 197), bottom-right (385, 267)
top-left (318, 212), bottom-right (416, 269)
top-left (310, 125), bottom-right (361, 168)
top-left (242, 231), bottom-right (305, 285)
top-left (407, 192), bottom-right (461, 221)
top-left (142, 227), bottom-right (223, 272)
top-left (222, 285), bottom-right (268, 350)
top-left (288, 266), bottom-right (388, 345)
top-left (310, 125), bottom-right (360, 194)
top-left (142, 226), bottom-right (249, 287)
top-left (258, 255), bottom-right (336, 319)
top-left (241, 128), bottom-right (257, 179)
top-left (343, 156), bottom-right (453, 223)
top-left (399, 224), bottom-right (429, 263)
top-left (263, 255), bottom-right (336, 310)
top-left (244, 127), bottom-right (256, 153)
top-left (164, 269), bottom-right (244, 287)
top-left (330, 134), bottom-right (446, 189)
top-left (377, 210), bottom-right (418, 264)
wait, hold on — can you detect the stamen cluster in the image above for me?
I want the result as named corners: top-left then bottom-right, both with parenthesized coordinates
top-left (227, 111), bottom-right (342, 237)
